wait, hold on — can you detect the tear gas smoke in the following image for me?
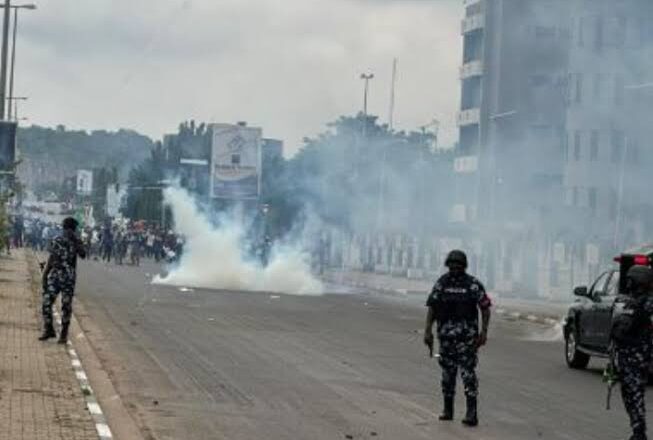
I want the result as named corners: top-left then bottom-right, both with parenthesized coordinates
top-left (153, 187), bottom-right (324, 295)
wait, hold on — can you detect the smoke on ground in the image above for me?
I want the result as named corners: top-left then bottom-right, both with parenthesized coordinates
top-left (152, 187), bottom-right (324, 295)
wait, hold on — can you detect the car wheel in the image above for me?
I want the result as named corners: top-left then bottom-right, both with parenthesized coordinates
top-left (565, 328), bottom-right (590, 369)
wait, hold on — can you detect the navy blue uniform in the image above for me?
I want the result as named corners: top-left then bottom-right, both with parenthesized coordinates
top-left (42, 233), bottom-right (86, 329)
top-left (615, 294), bottom-right (653, 438)
top-left (427, 272), bottom-right (491, 399)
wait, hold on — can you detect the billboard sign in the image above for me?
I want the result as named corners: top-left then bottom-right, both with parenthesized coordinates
top-left (106, 184), bottom-right (126, 218)
top-left (76, 170), bottom-right (93, 195)
top-left (210, 123), bottom-right (262, 199)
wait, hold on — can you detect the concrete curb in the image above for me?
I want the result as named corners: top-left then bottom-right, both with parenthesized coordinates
top-left (54, 310), bottom-right (113, 440)
top-left (337, 279), bottom-right (563, 327)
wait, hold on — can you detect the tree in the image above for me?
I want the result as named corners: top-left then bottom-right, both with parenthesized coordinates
top-left (123, 143), bottom-right (167, 223)
top-left (263, 113), bottom-right (454, 236)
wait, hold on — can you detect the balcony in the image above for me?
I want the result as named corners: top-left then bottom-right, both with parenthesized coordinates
top-left (461, 14), bottom-right (485, 34)
top-left (460, 60), bottom-right (483, 79)
top-left (457, 108), bottom-right (481, 127)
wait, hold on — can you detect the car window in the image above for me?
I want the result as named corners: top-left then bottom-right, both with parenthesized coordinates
top-left (605, 271), bottom-right (619, 297)
top-left (590, 271), bottom-right (610, 297)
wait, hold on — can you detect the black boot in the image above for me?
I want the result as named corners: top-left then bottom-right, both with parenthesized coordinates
top-left (461, 396), bottom-right (478, 427)
top-left (438, 396), bottom-right (454, 421)
top-left (57, 324), bottom-right (69, 345)
top-left (629, 428), bottom-right (647, 440)
top-left (38, 324), bottom-right (56, 341)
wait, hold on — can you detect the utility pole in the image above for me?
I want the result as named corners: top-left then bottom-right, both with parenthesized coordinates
top-left (7, 6), bottom-right (16, 120)
top-left (388, 59), bottom-right (397, 130)
top-left (0, 0), bottom-right (10, 120)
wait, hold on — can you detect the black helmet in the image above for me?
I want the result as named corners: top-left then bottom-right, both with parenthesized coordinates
top-left (627, 265), bottom-right (653, 290)
top-left (445, 250), bottom-right (468, 269)
top-left (62, 217), bottom-right (79, 231)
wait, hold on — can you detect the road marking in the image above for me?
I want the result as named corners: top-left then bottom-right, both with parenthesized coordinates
top-left (96, 423), bottom-right (112, 438)
top-left (52, 306), bottom-right (114, 439)
top-left (88, 402), bottom-right (103, 415)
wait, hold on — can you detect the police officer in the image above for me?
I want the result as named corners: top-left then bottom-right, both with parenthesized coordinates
top-left (612, 265), bottom-right (653, 440)
top-left (39, 217), bottom-right (87, 344)
top-left (424, 250), bottom-right (492, 426)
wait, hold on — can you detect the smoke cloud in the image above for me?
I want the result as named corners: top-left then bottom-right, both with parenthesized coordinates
top-left (153, 187), bottom-right (323, 295)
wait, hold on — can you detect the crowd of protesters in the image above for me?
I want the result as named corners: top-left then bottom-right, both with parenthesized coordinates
top-left (4, 215), bottom-right (185, 266)
top-left (83, 221), bottom-right (184, 266)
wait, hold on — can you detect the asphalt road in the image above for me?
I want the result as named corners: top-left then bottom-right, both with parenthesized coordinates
top-left (75, 259), bottom-right (641, 440)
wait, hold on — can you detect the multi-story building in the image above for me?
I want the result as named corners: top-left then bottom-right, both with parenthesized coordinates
top-left (563, 0), bottom-right (653, 245)
top-left (454, 0), bottom-right (571, 227)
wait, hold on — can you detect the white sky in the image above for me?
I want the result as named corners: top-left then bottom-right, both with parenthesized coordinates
top-left (16, 0), bottom-right (461, 155)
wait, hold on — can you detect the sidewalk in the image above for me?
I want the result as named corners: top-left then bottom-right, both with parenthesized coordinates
top-left (323, 269), bottom-right (569, 324)
top-left (0, 249), bottom-right (98, 440)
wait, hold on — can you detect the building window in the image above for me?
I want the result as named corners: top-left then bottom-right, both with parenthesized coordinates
top-left (615, 76), bottom-right (625, 106)
top-left (573, 187), bottom-right (579, 207)
top-left (589, 188), bottom-right (598, 212)
top-left (590, 130), bottom-right (599, 161)
top-left (594, 16), bottom-right (604, 50)
top-left (574, 131), bottom-right (582, 161)
top-left (575, 74), bottom-right (583, 104)
top-left (559, 127), bottom-right (568, 160)
top-left (593, 74), bottom-right (603, 101)
top-left (611, 130), bottom-right (625, 162)
top-left (535, 26), bottom-right (556, 39)
top-left (231, 154), bottom-right (241, 166)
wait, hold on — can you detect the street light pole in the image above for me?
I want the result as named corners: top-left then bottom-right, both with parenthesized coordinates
top-left (0, 0), bottom-right (10, 120)
top-left (7, 7), bottom-right (16, 120)
top-left (360, 73), bottom-right (374, 116)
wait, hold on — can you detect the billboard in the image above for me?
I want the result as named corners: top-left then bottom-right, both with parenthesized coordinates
top-left (106, 184), bottom-right (126, 218)
top-left (76, 170), bottom-right (93, 195)
top-left (210, 123), bottom-right (262, 199)
top-left (0, 121), bottom-right (17, 171)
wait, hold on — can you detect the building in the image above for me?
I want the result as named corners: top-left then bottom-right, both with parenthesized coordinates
top-left (454, 0), bottom-right (571, 226)
top-left (563, 0), bottom-right (653, 245)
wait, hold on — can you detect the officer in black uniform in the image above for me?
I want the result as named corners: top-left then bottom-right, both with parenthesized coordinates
top-left (39, 217), bottom-right (87, 344)
top-left (424, 250), bottom-right (492, 426)
top-left (612, 265), bottom-right (653, 440)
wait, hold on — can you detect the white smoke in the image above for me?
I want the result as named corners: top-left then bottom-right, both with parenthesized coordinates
top-left (152, 187), bottom-right (324, 295)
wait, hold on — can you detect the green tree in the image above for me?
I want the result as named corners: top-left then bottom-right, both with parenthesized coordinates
top-left (124, 142), bottom-right (167, 223)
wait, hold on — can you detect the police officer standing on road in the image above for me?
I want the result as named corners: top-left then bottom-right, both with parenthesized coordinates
top-left (612, 265), bottom-right (653, 440)
top-left (424, 250), bottom-right (492, 427)
top-left (39, 217), bottom-right (87, 344)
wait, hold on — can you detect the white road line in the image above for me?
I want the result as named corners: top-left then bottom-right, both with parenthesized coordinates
top-left (87, 402), bottom-right (103, 415)
top-left (75, 370), bottom-right (88, 381)
top-left (96, 423), bottom-right (113, 438)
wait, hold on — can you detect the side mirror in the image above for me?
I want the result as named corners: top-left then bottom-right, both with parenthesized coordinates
top-left (574, 286), bottom-right (589, 297)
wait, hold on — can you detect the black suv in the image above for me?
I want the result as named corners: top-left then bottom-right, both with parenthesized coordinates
top-left (563, 246), bottom-right (653, 369)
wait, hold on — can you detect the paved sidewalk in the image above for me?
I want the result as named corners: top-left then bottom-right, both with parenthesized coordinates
top-left (0, 249), bottom-right (98, 440)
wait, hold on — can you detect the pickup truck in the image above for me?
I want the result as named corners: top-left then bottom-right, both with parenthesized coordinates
top-left (563, 246), bottom-right (653, 369)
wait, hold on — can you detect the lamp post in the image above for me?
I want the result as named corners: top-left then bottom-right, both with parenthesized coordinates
top-left (8, 5), bottom-right (37, 120)
top-left (0, 2), bottom-right (35, 120)
top-left (360, 72), bottom-right (374, 116)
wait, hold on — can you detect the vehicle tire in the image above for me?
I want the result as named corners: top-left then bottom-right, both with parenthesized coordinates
top-left (565, 327), bottom-right (590, 369)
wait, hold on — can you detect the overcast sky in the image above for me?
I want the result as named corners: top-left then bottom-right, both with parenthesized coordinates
top-left (16, 0), bottom-right (461, 155)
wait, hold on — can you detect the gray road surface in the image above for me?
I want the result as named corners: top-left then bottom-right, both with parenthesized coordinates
top-left (75, 260), bottom-right (639, 440)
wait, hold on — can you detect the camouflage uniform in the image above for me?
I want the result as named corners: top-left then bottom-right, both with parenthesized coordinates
top-left (42, 233), bottom-right (85, 331)
top-left (426, 272), bottom-right (492, 399)
top-left (615, 294), bottom-right (653, 440)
